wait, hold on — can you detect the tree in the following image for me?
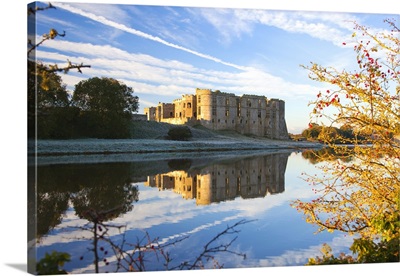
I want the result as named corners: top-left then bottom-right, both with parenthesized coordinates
top-left (72, 77), bottom-right (139, 138)
top-left (292, 19), bottom-right (399, 264)
top-left (28, 60), bottom-right (81, 139)
top-left (301, 123), bottom-right (322, 140)
top-left (28, 2), bottom-right (90, 139)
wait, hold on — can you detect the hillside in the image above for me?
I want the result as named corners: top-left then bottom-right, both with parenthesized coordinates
top-left (130, 121), bottom-right (219, 140)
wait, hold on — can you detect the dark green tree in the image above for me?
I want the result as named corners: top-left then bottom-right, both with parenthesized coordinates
top-left (28, 60), bottom-right (80, 139)
top-left (72, 77), bottom-right (139, 138)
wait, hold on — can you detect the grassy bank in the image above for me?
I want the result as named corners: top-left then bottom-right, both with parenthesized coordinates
top-left (29, 121), bottom-right (323, 160)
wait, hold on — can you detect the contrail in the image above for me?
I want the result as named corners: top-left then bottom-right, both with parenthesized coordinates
top-left (55, 3), bottom-right (251, 71)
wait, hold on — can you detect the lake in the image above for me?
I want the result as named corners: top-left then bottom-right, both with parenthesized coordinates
top-left (28, 148), bottom-right (353, 274)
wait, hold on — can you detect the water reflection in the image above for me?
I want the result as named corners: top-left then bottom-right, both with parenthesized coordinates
top-left (34, 152), bottom-right (290, 238)
top-left (31, 150), bottom-right (351, 273)
top-left (145, 153), bottom-right (289, 205)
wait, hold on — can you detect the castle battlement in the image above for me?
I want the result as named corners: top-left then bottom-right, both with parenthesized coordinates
top-left (144, 88), bottom-right (289, 140)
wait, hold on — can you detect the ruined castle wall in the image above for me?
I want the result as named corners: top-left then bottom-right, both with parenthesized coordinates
top-left (160, 103), bottom-right (174, 119)
top-left (235, 95), bottom-right (268, 137)
top-left (173, 94), bottom-right (197, 120)
top-left (145, 88), bottom-right (289, 139)
top-left (211, 91), bottom-right (237, 131)
top-left (144, 107), bottom-right (156, 121)
top-left (265, 99), bottom-right (289, 140)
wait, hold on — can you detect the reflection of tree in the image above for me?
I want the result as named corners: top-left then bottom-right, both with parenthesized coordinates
top-left (71, 163), bottom-right (139, 222)
top-left (36, 163), bottom-right (139, 239)
top-left (34, 157), bottom-right (254, 273)
top-left (301, 147), bottom-right (353, 164)
top-left (76, 218), bottom-right (251, 273)
top-left (36, 165), bottom-right (74, 239)
top-left (37, 192), bottom-right (70, 238)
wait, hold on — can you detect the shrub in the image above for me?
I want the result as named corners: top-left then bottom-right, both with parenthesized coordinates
top-left (167, 126), bottom-right (193, 141)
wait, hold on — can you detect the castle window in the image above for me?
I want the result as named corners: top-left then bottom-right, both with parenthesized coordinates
top-left (183, 103), bottom-right (186, 108)
top-left (187, 103), bottom-right (191, 108)
top-left (225, 110), bottom-right (229, 116)
top-left (198, 107), bottom-right (201, 115)
top-left (198, 96), bottom-right (201, 103)
top-left (232, 120), bottom-right (235, 124)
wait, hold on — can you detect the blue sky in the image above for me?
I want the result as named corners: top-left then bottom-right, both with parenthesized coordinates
top-left (29, 0), bottom-right (399, 133)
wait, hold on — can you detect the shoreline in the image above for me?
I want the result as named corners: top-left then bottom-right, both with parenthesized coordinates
top-left (28, 137), bottom-right (323, 157)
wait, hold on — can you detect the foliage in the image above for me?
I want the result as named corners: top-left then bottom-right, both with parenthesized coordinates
top-left (28, 59), bottom-right (77, 139)
top-left (307, 243), bottom-right (355, 265)
top-left (307, 237), bottom-right (399, 265)
top-left (72, 77), bottom-right (139, 138)
top-left (27, 2), bottom-right (90, 139)
top-left (292, 18), bottom-right (400, 264)
top-left (167, 125), bottom-right (193, 141)
top-left (27, 2), bottom-right (90, 78)
top-left (301, 123), bottom-right (367, 143)
top-left (36, 251), bottom-right (71, 275)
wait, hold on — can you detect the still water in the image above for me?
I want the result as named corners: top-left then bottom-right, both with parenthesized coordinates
top-left (30, 149), bottom-right (353, 274)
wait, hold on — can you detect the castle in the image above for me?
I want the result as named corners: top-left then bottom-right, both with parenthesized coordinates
top-left (144, 88), bottom-right (289, 139)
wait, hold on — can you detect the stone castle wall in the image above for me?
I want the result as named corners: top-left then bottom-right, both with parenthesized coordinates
top-left (144, 88), bottom-right (289, 139)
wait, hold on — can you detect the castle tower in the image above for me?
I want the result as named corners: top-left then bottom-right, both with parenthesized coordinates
top-left (195, 88), bottom-right (213, 127)
top-left (265, 99), bottom-right (289, 139)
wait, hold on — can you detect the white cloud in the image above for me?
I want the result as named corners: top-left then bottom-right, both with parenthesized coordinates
top-left (196, 8), bottom-right (358, 47)
top-left (36, 38), bottom-right (321, 102)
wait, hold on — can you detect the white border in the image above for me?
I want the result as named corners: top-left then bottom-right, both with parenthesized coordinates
top-left (1, 1), bottom-right (399, 275)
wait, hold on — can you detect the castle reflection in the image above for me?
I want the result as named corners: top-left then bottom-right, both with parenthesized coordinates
top-left (145, 152), bottom-right (290, 205)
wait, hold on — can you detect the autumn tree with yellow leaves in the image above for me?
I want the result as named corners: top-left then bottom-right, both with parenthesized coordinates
top-left (292, 18), bottom-right (399, 264)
